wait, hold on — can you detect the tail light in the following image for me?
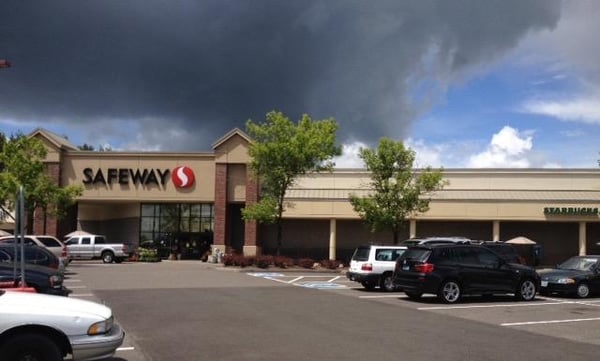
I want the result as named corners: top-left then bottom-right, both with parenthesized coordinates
top-left (414, 263), bottom-right (435, 273)
top-left (61, 246), bottom-right (68, 258)
top-left (361, 263), bottom-right (373, 271)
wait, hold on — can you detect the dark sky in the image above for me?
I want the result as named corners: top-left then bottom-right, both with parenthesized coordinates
top-left (0, 0), bottom-right (561, 151)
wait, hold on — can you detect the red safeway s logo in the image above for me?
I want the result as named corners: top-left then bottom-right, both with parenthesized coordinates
top-left (172, 166), bottom-right (195, 188)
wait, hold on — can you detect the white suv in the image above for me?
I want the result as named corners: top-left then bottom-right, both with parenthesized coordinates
top-left (346, 245), bottom-right (407, 292)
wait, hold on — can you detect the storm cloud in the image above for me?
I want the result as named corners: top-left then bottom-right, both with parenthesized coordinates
top-left (0, 0), bottom-right (561, 150)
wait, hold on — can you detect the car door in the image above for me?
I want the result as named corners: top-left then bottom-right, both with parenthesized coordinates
top-left (66, 237), bottom-right (83, 259)
top-left (588, 259), bottom-right (600, 293)
top-left (452, 247), bottom-right (485, 293)
top-left (472, 247), bottom-right (514, 292)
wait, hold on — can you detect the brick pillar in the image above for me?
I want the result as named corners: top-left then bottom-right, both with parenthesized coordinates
top-left (213, 164), bottom-right (228, 253)
top-left (243, 166), bottom-right (259, 256)
top-left (33, 163), bottom-right (60, 236)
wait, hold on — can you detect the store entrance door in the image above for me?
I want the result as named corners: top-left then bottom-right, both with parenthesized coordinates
top-left (228, 204), bottom-right (245, 254)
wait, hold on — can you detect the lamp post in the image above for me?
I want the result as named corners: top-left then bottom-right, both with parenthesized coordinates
top-left (0, 59), bottom-right (11, 68)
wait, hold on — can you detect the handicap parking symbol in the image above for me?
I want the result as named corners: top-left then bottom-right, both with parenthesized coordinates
top-left (300, 282), bottom-right (347, 290)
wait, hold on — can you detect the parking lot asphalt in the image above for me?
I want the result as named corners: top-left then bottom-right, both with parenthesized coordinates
top-left (65, 260), bottom-right (600, 361)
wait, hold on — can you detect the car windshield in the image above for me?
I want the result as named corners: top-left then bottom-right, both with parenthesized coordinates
top-left (557, 257), bottom-right (598, 271)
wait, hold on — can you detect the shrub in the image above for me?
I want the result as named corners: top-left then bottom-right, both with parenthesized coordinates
top-left (273, 256), bottom-right (294, 269)
top-left (255, 255), bottom-right (274, 269)
top-left (234, 255), bottom-right (254, 267)
top-left (297, 258), bottom-right (316, 269)
top-left (320, 259), bottom-right (341, 269)
top-left (222, 254), bottom-right (236, 266)
top-left (138, 248), bottom-right (161, 262)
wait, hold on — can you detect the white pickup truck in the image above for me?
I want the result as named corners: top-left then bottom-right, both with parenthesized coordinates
top-left (64, 234), bottom-right (135, 263)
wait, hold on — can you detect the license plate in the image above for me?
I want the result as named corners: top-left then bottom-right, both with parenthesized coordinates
top-left (402, 265), bottom-right (409, 271)
top-left (541, 281), bottom-right (548, 287)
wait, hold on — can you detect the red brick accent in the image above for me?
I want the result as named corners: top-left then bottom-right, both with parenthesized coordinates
top-left (244, 167), bottom-right (258, 247)
top-left (33, 163), bottom-right (60, 235)
top-left (213, 164), bottom-right (228, 247)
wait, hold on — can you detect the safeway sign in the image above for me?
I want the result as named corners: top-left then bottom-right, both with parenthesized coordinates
top-left (82, 166), bottom-right (196, 189)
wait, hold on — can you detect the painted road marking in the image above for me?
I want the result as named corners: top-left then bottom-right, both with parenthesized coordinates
top-left (247, 272), bottom-right (350, 290)
top-left (247, 272), bottom-right (285, 277)
top-left (298, 282), bottom-right (347, 290)
top-left (117, 347), bottom-right (135, 352)
top-left (417, 301), bottom-right (573, 311)
top-left (502, 317), bottom-right (600, 326)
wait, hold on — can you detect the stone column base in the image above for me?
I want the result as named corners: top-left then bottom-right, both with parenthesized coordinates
top-left (243, 245), bottom-right (261, 257)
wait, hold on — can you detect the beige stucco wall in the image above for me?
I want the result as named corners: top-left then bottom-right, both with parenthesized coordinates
top-left (284, 169), bottom-right (600, 222)
top-left (214, 134), bottom-right (251, 164)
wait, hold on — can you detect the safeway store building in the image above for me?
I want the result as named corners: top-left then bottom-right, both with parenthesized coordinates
top-left (30, 128), bottom-right (600, 266)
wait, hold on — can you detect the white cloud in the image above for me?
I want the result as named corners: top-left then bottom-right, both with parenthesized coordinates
top-left (523, 97), bottom-right (600, 124)
top-left (468, 126), bottom-right (533, 168)
top-left (404, 138), bottom-right (444, 168)
top-left (333, 142), bottom-right (367, 168)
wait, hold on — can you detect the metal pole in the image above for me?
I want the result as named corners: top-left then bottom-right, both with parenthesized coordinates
top-left (18, 186), bottom-right (25, 287)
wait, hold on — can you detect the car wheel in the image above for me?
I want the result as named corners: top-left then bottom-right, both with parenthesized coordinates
top-left (102, 251), bottom-right (114, 263)
top-left (438, 280), bottom-right (461, 304)
top-left (516, 279), bottom-right (537, 301)
top-left (361, 281), bottom-right (376, 290)
top-left (0, 333), bottom-right (62, 361)
top-left (405, 291), bottom-right (422, 300)
top-left (380, 273), bottom-right (396, 292)
top-left (576, 283), bottom-right (590, 298)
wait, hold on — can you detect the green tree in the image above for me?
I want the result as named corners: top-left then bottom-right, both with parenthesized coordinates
top-left (0, 134), bottom-right (83, 233)
top-left (349, 138), bottom-right (447, 244)
top-left (242, 111), bottom-right (341, 254)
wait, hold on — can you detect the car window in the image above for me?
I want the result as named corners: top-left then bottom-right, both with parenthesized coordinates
top-left (23, 248), bottom-right (49, 263)
top-left (65, 238), bottom-right (79, 245)
top-left (0, 250), bottom-right (11, 262)
top-left (455, 247), bottom-right (479, 266)
top-left (351, 247), bottom-right (370, 261)
top-left (81, 237), bottom-right (92, 245)
top-left (0, 237), bottom-right (36, 246)
top-left (400, 248), bottom-right (431, 262)
top-left (475, 248), bottom-right (501, 267)
top-left (36, 236), bottom-right (62, 247)
top-left (95, 236), bottom-right (106, 244)
top-left (375, 249), bottom-right (394, 261)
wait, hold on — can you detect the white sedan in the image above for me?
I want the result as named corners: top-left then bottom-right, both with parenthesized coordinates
top-left (0, 290), bottom-right (124, 360)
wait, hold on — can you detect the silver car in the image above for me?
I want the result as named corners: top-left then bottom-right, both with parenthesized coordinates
top-left (0, 290), bottom-right (124, 360)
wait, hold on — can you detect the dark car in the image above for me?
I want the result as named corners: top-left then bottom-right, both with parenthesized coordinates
top-left (0, 263), bottom-right (70, 296)
top-left (476, 241), bottom-right (526, 265)
top-left (0, 244), bottom-right (61, 271)
top-left (393, 244), bottom-right (540, 303)
top-left (538, 255), bottom-right (600, 298)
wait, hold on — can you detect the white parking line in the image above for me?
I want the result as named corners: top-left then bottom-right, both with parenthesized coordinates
top-left (418, 302), bottom-right (572, 311)
top-left (359, 295), bottom-right (402, 299)
top-left (502, 317), bottom-right (600, 326)
top-left (117, 347), bottom-right (135, 352)
top-left (70, 293), bottom-right (95, 297)
top-left (287, 276), bottom-right (304, 284)
top-left (66, 285), bottom-right (87, 289)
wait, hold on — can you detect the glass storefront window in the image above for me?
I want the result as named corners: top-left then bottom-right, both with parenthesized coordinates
top-left (140, 203), bottom-right (214, 259)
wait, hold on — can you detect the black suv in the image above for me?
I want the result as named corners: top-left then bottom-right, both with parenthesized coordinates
top-left (393, 244), bottom-right (539, 303)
